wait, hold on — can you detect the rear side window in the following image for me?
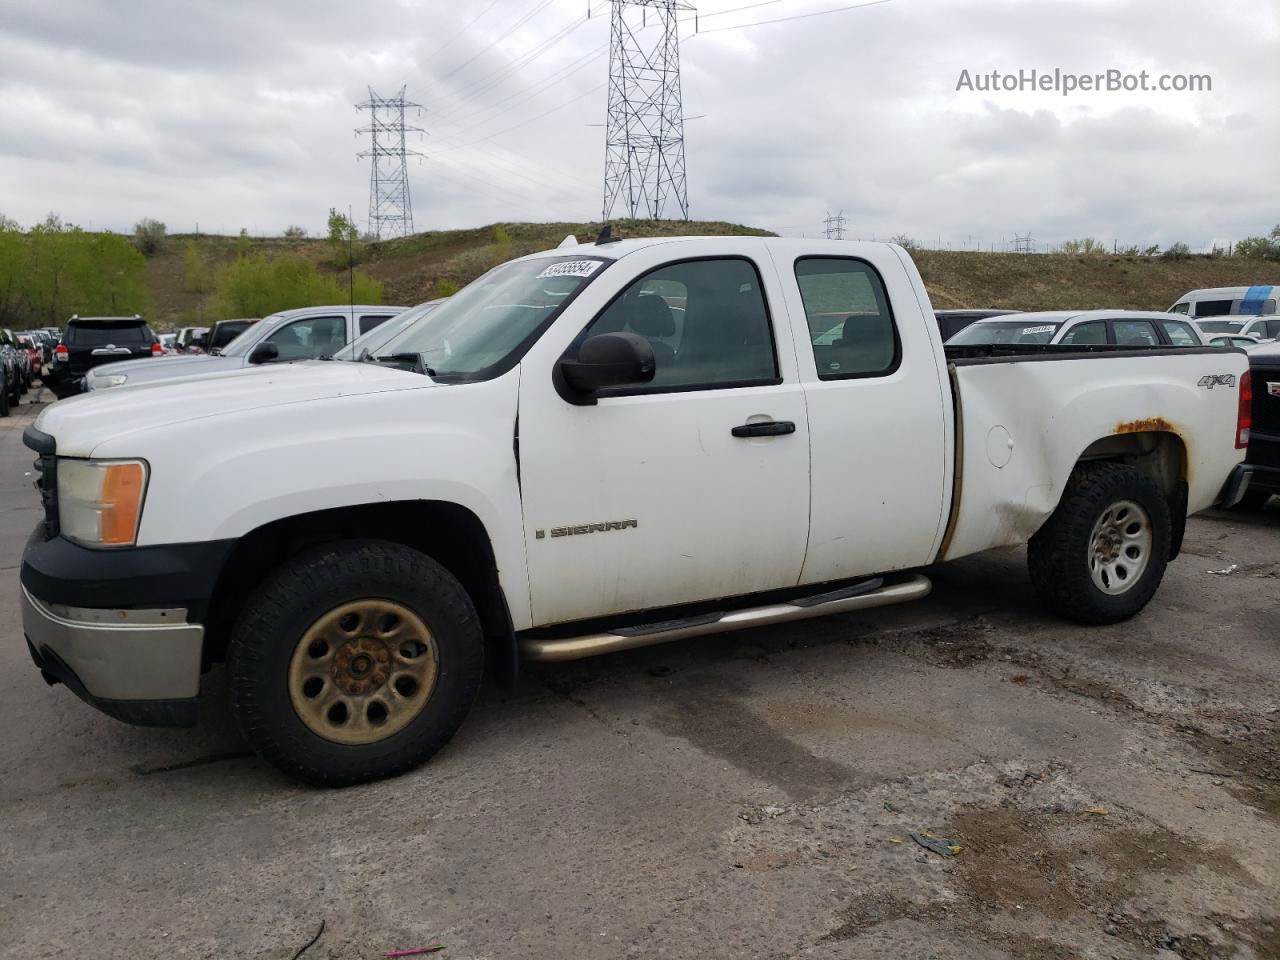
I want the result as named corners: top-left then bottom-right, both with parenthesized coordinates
top-left (795, 258), bottom-right (898, 379)
top-left (1159, 320), bottom-right (1199, 346)
top-left (263, 314), bottom-right (348, 361)
top-left (1194, 299), bottom-right (1234, 317)
top-left (574, 258), bottom-right (777, 392)
top-left (1059, 321), bottom-right (1107, 345)
top-left (1262, 319), bottom-right (1280, 339)
top-left (66, 323), bottom-right (152, 346)
top-left (359, 314), bottom-right (392, 335)
top-left (1113, 320), bottom-right (1159, 346)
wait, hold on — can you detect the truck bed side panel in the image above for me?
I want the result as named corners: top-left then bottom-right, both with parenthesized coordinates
top-left (943, 350), bottom-right (1248, 562)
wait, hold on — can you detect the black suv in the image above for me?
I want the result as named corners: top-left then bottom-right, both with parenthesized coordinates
top-left (47, 315), bottom-right (162, 399)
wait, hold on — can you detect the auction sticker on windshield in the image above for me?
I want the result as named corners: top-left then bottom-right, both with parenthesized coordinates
top-left (537, 260), bottom-right (604, 280)
top-left (1023, 325), bottom-right (1056, 334)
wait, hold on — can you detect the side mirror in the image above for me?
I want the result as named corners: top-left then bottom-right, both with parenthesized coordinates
top-left (558, 333), bottom-right (655, 398)
top-left (249, 342), bottom-right (280, 365)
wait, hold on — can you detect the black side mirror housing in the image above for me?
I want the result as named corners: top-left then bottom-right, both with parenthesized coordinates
top-left (249, 342), bottom-right (280, 365)
top-left (557, 333), bottom-right (655, 401)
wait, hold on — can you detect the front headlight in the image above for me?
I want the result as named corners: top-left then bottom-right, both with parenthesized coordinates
top-left (57, 459), bottom-right (149, 547)
top-left (103, 374), bottom-right (129, 388)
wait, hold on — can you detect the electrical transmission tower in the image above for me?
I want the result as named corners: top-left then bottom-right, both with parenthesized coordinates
top-left (824, 210), bottom-right (847, 240)
top-left (355, 86), bottom-right (424, 239)
top-left (1012, 232), bottom-right (1036, 253)
top-left (602, 0), bottom-right (693, 222)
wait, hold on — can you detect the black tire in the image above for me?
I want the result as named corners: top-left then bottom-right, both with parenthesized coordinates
top-left (1230, 489), bottom-right (1274, 511)
top-left (229, 539), bottom-right (485, 786)
top-left (0, 373), bottom-right (9, 417)
top-left (1027, 462), bottom-right (1171, 625)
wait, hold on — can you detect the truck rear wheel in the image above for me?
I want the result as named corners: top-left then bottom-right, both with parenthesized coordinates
top-left (228, 540), bottom-right (484, 786)
top-left (1027, 463), bottom-right (1171, 625)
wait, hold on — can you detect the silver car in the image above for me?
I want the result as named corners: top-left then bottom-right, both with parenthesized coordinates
top-left (85, 304), bottom-right (406, 390)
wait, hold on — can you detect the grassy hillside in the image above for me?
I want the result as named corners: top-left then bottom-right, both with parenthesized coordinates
top-left (143, 222), bottom-right (1279, 327)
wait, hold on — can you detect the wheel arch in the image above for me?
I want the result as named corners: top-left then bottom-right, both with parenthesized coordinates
top-left (1072, 429), bottom-right (1189, 558)
top-left (203, 499), bottom-right (518, 688)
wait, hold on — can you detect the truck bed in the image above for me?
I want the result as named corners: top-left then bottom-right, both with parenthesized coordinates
top-left (939, 344), bottom-right (1248, 562)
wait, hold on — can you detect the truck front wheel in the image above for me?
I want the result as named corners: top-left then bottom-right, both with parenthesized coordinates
top-left (1027, 463), bottom-right (1171, 625)
top-left (228, 540), bottom-right (484, 786)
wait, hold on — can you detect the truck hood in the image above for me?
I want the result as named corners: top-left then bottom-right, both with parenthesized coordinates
top-left (88, 353), bottom-right (244, 388)
top-left (85, 353), bottom-right (219, 379)
top-left (37, 360), bottom-right (435, 456)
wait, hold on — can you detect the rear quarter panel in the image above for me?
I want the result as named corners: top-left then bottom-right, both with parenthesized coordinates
top-left (943, 350), bottom-right (1248, 561)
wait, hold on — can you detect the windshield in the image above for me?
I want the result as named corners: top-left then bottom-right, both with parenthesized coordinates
top-left (334, 301), bottom-right (439, 361)
top-left (221, 316), bottom-right (280, 357)
top-left (946, 319), bottom-right (1063, 345)
top-left (1197, 320), bottom-right (1245, 334)
top-left (376, 256), bottom-right (608, 380)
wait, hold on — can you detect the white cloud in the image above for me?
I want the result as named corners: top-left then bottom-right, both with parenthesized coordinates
top-left (0, 0), bottom-right (1275, 247)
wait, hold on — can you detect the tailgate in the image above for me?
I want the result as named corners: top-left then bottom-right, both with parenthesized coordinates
top-left (1249, 360), bottom-right (1280, 469)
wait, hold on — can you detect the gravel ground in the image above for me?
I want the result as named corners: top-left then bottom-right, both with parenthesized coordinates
top-left (1, 386), bottom-right (1277, 959)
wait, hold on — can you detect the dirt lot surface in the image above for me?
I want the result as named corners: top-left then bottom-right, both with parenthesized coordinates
top-left (2, 387), bottom-right (1277, 959)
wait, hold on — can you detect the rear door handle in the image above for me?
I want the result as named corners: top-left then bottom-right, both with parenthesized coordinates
top-left (731, 420), bottom-right (796, 438)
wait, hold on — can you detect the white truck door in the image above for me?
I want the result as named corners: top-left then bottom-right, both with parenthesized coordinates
top-left (774, 244), bottom-right (951, 583)
top-left (518, 252), bottom-right (811, 627)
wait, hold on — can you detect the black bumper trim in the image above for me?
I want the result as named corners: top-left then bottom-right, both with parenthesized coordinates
top-left (1242, 461), bottom-right (1280, 494)
top-left (28, 640), bottom-right (198, 728)
top-left (20, 524), bottom-right (237, 622)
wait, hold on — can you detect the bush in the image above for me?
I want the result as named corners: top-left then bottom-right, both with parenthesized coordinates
top-left (283, 225), bottom-right (308, 240)
top-left (1161, 242), bottom-right (1192, 261)
top-left (889, 233), bottom-right (918, 251)
top-left (1234, 235), bottom-right (1280, 261)
top-left (182, 240), bottom-right (210, 295)
top-left (436, 278), bottom-right (460, 297)
top-left (134, 218), bottom-right (167, 256)
top-left (209, 252), bottom-right (382, 319)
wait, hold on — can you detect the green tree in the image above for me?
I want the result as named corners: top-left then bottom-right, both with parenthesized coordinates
top-left (235, 228), bottom-right (251, 259)
top-left (327, 208), bottom-right (364, 269)
top-left (1161, 241), bottom-right (1192, 261)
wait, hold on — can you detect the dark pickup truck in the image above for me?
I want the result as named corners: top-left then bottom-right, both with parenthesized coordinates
top-left (1236, 344), bottom-right (1280, 508)
top-left (46, 316), bottom-right (163, 399)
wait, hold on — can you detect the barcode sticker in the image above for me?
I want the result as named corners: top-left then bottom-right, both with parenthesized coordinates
top-left (537, 260), bottom-right (604, 280)
top-left (1023, 325), bottom-right (1056, 334)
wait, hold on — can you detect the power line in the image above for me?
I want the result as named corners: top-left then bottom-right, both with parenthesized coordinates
top-left (695, 0), bottom-right (893, 34)
top-left (440, 0), bottom-right (558, 79)
top-left (422, 0), bottom-right (508, 62)
top-left (452, 12), bottom-right (594, 101)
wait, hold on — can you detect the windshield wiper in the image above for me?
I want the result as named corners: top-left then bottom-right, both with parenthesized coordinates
top-left (375, 352), bottom-right (437, 377)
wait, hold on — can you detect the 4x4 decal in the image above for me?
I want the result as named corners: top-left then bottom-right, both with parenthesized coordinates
top-left (1197, 374), bottom-right (1237, 389)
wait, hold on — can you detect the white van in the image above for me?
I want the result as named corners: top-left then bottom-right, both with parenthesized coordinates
top-left (1168, 285), bottom-right (1278, 320)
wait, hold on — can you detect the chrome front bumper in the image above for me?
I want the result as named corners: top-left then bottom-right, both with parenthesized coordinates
top-left (21, 584), bottom-right (204, 710)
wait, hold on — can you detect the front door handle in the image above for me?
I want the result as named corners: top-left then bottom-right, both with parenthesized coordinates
top-left (731, 420), bottom-right (796, 438)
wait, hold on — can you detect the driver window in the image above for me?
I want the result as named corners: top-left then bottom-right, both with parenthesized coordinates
top-left (264, 315), bottom-right (346, 360)
top-left (574, 258), bottom-right (777, 392)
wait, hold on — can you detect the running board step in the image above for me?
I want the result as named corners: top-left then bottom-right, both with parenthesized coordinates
top-left (519, 573), bottom-right (932, 662)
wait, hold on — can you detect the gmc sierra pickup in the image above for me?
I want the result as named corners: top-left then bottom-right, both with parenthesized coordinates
top-left (19, 237), bottom-right (1253, 785)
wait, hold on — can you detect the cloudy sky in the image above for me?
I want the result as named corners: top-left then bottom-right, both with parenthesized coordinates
top-left (1, 0), bottom-right (1276, 249)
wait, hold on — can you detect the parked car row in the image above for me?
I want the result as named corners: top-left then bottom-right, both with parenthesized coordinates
top-left (16, 236), bottom-right (1258, 787)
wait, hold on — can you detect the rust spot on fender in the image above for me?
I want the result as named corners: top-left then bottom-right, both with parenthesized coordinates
top-left (1115, 416), bottom-right (1175, 435)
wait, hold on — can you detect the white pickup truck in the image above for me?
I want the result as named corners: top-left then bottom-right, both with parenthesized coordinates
top-left (19, 237), bottom-right (1254, 785)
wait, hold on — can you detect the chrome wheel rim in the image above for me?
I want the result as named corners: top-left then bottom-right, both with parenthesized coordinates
top-left (1088, 499), bottom-right (1152, 596)
top-left (288, 599), bottom-right (438, 745)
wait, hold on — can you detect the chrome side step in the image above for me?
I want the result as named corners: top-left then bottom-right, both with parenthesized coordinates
top-left (519, 573), bottom-right (932, 662)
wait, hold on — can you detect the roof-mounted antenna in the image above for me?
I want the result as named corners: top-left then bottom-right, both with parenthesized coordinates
top-left (596, 223), bottom-right (621, 245)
